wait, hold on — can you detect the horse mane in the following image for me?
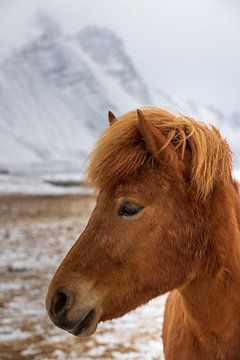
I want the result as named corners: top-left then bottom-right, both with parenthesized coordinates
top-left (87, 107), bottom-right (232, 200)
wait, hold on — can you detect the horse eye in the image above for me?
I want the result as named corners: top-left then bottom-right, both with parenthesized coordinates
top-left (118, 202), bottom-right (143, 217)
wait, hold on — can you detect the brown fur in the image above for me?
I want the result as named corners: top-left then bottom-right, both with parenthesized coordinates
top-left (46, 108), bottom-right (240, 360)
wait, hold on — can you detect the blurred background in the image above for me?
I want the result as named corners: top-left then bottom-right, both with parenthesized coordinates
top-left (0, 1), bottom-right (239, 359)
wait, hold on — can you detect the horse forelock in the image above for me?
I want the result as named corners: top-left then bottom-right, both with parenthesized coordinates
top-left (87, 107), bottom-right (232, 200)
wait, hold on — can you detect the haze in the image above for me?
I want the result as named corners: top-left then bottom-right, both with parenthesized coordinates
top-left (0, 0), bottom-right (239, 114)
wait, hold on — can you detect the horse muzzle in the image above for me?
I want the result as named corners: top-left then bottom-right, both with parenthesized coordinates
top-left (46, 287), bottom-right (100, 337)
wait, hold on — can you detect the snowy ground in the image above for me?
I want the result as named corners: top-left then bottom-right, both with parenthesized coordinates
top-left (0, 162), bottom-right (94, 196)
top-left (0, 194), bottom-right (166, 360)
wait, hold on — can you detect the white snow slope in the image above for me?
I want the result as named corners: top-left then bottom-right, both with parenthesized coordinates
top-left (0, 16), bottom-right (151, 167)
top-left (0, 15), bottom-right (239, 173)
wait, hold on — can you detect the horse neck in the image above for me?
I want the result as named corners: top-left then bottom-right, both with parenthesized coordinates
top-left (180, 181), bottom-right (240, 348)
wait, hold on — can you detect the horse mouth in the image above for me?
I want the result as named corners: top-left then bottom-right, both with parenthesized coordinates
top-left (68, 309), bottom-right (96, 336)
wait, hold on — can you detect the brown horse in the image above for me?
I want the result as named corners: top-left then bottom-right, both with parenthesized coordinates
top-left (46, 108), bottom-right (240, 360)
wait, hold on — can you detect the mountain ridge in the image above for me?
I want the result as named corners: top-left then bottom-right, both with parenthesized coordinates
top-left (0, 15), bottom-right (239, 170)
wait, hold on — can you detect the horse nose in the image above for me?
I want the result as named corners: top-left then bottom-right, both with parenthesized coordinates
top-left (51, 291), bottom-right (71, 319)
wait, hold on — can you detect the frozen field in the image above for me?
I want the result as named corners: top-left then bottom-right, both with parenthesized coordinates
top-left (0, 194), bottom-right (166, 360)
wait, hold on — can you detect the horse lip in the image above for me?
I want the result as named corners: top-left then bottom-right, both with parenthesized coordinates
top-left (68, 309), bottom-right (96, 336)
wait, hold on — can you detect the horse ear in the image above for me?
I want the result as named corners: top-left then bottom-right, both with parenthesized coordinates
top-left (108, 111), bottom-right (117, 126)
top-left (137, 109), bottom-right (177, 162)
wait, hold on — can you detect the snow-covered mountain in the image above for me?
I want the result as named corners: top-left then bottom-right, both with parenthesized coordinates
top-left (0, 15), bottom-right (239, 172)
top-left (0, 16), bottom-right (151, 167)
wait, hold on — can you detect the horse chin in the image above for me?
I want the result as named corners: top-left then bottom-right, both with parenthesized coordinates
top-left (70, 321), bottom-right (98, 338)
top-left (68, 309), bottom-right (100, 338)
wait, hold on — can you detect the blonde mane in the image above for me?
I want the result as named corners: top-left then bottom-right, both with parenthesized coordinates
top-left (87, 107), bottom-right (232, 200)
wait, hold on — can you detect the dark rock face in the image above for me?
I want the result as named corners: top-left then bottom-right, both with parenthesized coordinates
top-left (77, 26), bottom-right (152, 105)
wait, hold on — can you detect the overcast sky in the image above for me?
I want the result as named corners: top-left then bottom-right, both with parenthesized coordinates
top-left (0, 0), bottom-right (239, 115)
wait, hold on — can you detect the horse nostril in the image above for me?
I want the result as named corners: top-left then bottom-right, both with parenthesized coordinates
top-left (51, 291), bottom-right (69, 317)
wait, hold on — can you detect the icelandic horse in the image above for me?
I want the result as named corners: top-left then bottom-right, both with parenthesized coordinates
top-left (46, 108), bottom-right (240, 360)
